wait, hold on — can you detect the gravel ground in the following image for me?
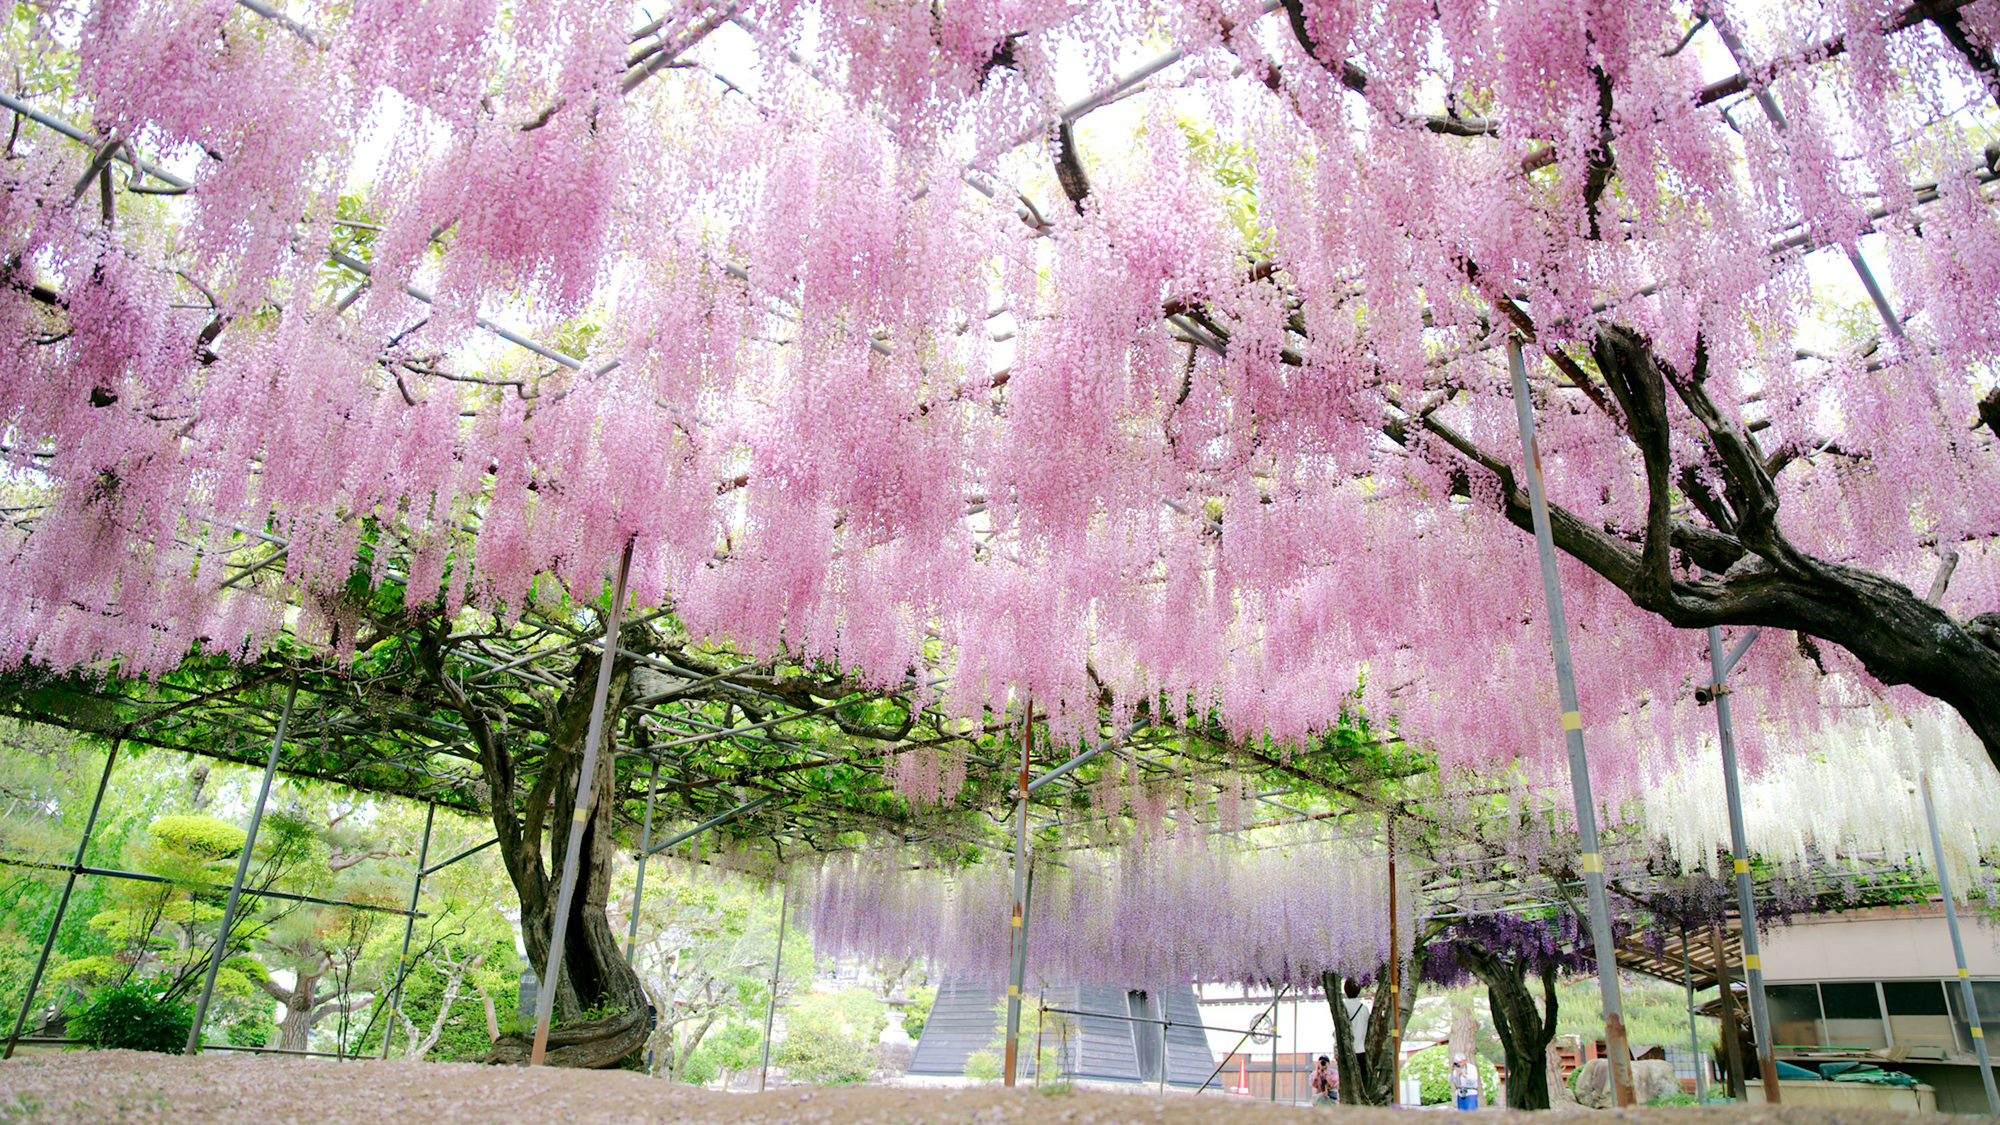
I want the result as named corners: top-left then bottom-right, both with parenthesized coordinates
top-left (0, 1051), bottom-right (1920, 1124)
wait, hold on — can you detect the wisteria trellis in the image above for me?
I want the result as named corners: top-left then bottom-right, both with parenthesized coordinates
top-left (5, 0), bottom-right (2000, 790)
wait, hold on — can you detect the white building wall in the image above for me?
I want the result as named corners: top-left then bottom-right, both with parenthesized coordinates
top-left (1761, 904), bottom-right (2000, 983)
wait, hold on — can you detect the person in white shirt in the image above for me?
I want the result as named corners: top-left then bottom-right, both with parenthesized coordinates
top-left (1450, 1057), bottom-right (1481, 1110)
top-left (1341, 979), bottom-right (1372, 1080)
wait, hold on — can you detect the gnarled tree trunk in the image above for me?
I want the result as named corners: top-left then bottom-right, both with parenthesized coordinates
top-left (260, 961), bottom-right (371, 1054)
top-left (1448, 938), bottom-right (1560, 1109)
top-left (418, 628), bottom-right (652, 1068)
top-left (268, 968), bottom-right (319, 1053)
top-left (1322, 955), bottom-right (1421, 1106)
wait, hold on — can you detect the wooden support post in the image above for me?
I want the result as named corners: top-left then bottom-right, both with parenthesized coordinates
top-left (1710, 922), bottom-right (1747, 1101)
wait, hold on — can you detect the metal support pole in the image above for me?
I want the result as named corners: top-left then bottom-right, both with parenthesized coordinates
top-left (1709, 14), bottom-right (1905, 345)
top-left (1161, 989), bottom-right (1171, 1095)
top-left (529, 541), bottom-right (634, 1067)
top-left (1921, 772), bottom-right (2000, 1115)
top-left (1195, 988), bottom-right (1287, 1094)
top-left (758, 881), bottom-right (789, 1092)
top-left (625, 757), bottom-right (661, 961)
top-left (1682, 923), bottom-right (1706, 1103)
top-left (1292, 990), bottom-right (1301, 1105)
top-left (5, 738), bottom-right (120, 1059)
top-left (381, 803), bottom-right (436, 1059)
top-left (642, 792), bottom-right (774, 858)
top-left (1507, 338), bottom-right (1636, 1107)
top-left (1707, 625), bottom-right (1781, 1103)
top-left (1269, 988), bottom-right (1279, 1102)
top-left (1003, 702), bottom-right (1033, 1086)
top-left (1387, 815), bottom-right (1403, 1103)
top-left (1024, 725), bottom-right (1131, 794)
top-left (187, 682), bottom-right (297, 1053)
top-left (421, 836), bottom-right (497, 876)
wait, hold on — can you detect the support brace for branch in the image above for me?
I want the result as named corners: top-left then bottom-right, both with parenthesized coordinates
top-left (1707, 624), bottom-right (1782, 1103)
top-left (1507, 339), bottom-right (1636, 1107)
top-left (1920, 773), bottom-right (2000, 1116)
top-left (529, 542), bottom-right (634, 1066)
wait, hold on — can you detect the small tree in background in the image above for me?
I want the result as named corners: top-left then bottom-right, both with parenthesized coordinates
top-left (1425, 913), bottom-right (1592, 1110)
top-left (629, 875), bottom-right (804, 1084)
top-left (772, 989), bottom-right (887, 1085)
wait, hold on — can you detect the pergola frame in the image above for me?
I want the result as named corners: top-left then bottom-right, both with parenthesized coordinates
top-left (1, 0), bottom-right (1997, 1091)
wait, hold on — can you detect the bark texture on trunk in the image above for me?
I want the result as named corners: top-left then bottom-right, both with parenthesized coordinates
top-left (1446, 938), bottom-right (1560, 1110)
top-left (418, 629), bottom-right (652, 1068)
top-left (1389, 320), bottom-right (2000, 765)
top-left (1322, 958), bottom-right (1420, 1106)
top-left (276, 973), bottom-right (315, 1054)
top-left (259, 964), bottom-right (368, 1054)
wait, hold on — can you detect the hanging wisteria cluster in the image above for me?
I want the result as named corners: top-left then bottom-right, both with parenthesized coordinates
top-left (1639, 703), bottom-right (2000, 894)
top-left (804, 833), bottom-right (1411, 987)
top-left (4, 0), bottom-right (2000, 791)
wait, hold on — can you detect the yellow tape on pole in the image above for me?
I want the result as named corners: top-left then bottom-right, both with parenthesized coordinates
top-left (1561, 710), bottom-right (1582, 731)
top-left (1578, 852), bottom-right (1601, 873)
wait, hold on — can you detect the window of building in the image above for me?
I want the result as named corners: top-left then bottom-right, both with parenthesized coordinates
top-left (1883, 980), bottom-right (1956, 1055)
top-left (1944, 980), bottom-right (2000, 1055)
top-left (1818, 982), bottom-right (1888, 1049)
top-left (1766, 984), bottom-right (1824, 1047)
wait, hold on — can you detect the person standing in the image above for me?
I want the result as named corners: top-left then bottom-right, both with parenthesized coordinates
top-left (1450, 1057), bottom-right (1481, 1110)
top-left (1342, 979), bottom-right (1372, 1079)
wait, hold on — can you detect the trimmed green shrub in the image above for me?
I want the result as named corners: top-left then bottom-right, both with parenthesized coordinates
top-left (772, 990), bottom-right (885, 1084)
top-left (144, 815), bottom-right (245, 861)
top-left (69, 983), bottom-right (193, 1054)
top-left (224, 1014), bottom-right (275, 1048)
top-left (683, 1021), bottom-right (762, 1086)
top-left (901, 985), bottom-right (934, 1040)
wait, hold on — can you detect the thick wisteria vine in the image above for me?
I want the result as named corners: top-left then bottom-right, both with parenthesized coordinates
top-left (4, 0), bottom-right (2000, 793)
